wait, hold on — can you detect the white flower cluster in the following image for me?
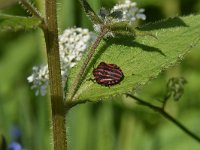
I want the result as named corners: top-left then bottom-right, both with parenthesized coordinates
top-left (111, 0), bottom-right (146, 23)
top-left (94, 0), bottom-right (146, 35)
top-left (27, 28), bottom-right (96, 96)
top-left (59, 28), bottom-right (96, 82)
top-left (27, 65), bottom-right (48, 96)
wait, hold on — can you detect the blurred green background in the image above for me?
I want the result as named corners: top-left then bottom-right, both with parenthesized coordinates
top-left (0, 0), bottom-right (200, 149)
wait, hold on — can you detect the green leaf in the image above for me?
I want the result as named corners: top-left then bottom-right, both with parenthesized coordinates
top-left (66, 15), bottom-right (200, 102)
top-left (0, 14), bottom-right (41, 32)
top-left (79, 0), bottom-right (102, 24)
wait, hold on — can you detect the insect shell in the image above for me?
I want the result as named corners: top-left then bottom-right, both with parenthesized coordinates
top-left (93, 62), bottom-right (124, 86)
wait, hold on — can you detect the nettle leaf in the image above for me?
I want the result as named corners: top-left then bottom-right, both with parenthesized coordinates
top-left (0, 14), bottom-right (41, 32)
top-left (66, 15), bottom-right (200, 102)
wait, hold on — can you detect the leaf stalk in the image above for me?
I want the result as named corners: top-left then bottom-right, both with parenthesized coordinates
top-left (67, 26), bottom-right (109, 102)
top-left (126, 93), bottom-right (200, 143)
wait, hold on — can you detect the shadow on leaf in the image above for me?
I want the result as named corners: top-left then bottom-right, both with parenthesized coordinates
top-left (140, 17), bottom-right (188, 31)
top-left (104, 37), bottom-right (166, 56)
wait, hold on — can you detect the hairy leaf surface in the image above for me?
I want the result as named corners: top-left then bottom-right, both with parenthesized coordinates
top-left (0, 14), bottom-right (41, 32)
top-left (66, 15), bottom-right (200, 102)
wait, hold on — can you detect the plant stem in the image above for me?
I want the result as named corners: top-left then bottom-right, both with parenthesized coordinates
top-left (43, 0), bottom-right (67, 150)
top-left (126, 93), bottom-right (200, 143)
top-left (67, 27), bottom-right (109, 101)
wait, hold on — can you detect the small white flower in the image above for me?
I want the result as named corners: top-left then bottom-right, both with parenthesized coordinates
top-left (93, 24), bottom-right (101, 33)
top-left (27, 65), bottom-right (49, 96)
top-left (28, 27), bottom-right (96, 96)
top-left (110, 0), bottom-right (146, 24)
top-left (94, 0), bottom-right (146, 37)
top-left (95, 0), bottom-right (146, 30)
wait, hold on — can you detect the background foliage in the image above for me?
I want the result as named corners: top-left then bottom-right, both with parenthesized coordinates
top-left (0, 0), bottom-right (200, 150)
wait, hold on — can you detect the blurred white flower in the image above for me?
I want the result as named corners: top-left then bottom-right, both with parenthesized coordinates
top-left (27, 27), bottom-right (96, 96)
top-left (94, 0), bottom-right (146, 36)
top-left (59, 27), bottom-right (96, 84)
top-left (27, 65), bottom-right (49, 96)
top-left (94, 0), bottom-right (146, 32)
top-left (111, 0), bottom-right (146, 23)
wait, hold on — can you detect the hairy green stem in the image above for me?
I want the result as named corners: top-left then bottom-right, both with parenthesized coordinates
top-left (43, 0), bottom-right (67, 150)
top-left (126, 93), bottom-right (200, 143)
top-left (67, 27), bottom-right (109, 101)
top-left (19, 0), bottom-right (44, 21)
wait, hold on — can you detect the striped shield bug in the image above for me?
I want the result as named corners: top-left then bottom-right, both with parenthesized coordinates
top-left (93, 62), bottom-right (124, 86)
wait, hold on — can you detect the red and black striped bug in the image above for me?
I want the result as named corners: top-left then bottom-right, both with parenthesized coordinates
top-left (93, 62), bottom-right (124, 86)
